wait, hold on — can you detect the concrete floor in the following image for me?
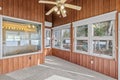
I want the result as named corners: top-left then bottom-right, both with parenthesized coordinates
top-left (0, 56), bottom-right (117, 80)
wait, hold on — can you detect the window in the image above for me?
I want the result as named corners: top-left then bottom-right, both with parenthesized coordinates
top-left (45, 29), bottom-right (51, 48)
top-left (53, 24), bottom-right (70, 50)
top-left (75, 25), bottom-right (88, 53)
top-left (53, 30), bottom-right (61, 48)
top-left (2, 20), bottom-right (42, 57)
top-left (74, 20), bottom-right (115, 58)
top-left (61, 28), bottom-right (70, 50)
top-left (92, 21), bottom-right (114, 57)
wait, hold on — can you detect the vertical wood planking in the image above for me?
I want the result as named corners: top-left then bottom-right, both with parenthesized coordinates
top-left (2, 59), bottom-right (9, 74)
top-left (0, 0), bottom-right (45, 75)
top-left (103, 0), bottom-right (110, 13)
top-left (8, 58), bottom-right (14, 73)
top-left (0, 0), bottom-right (3, 14)
top-left (18, 0), bottom-right (23, 18)
top-left (52, 0), bottom-right (117, 79)
top-left (13, 57), bottom-right (19, 71)
top-left (110, 60), bottom-right (116, 78)
top-left (0, 60), bottom-right (3, 74)
top-left (18, 57), bottom-right (23, 69)
top-left (14, 0), bottom-right (19, 18)
top-left (3, 0), bottom-right (9, 16)
top-left (110, 0), bottom-right (116, 11)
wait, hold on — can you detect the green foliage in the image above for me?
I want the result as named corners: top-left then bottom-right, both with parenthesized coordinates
top-left (77, 25), bottom-right (88, 37)
top-left (94, 21), bottom-right (110, 36)
top-left (63, 30), bottom-right (70, 38)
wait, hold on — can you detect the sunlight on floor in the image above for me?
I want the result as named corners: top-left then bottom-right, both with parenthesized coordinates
top-left (45, 75), bottom-right (73, 80)
top-left (39, 65), bottom-right (95, 78)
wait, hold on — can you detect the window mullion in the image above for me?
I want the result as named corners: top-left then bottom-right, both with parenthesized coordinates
top-left (89, 24), bottom-right (93, 55)
top-left (112, 20), bottom-right (115, 58)
top-left (74, 27), bottom-right (77, 52)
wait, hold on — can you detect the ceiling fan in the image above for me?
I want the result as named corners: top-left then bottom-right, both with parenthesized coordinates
top-left (38, 0), bottom-right (82, 17)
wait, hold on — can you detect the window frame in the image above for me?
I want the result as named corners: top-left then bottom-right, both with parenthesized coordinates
top-left (53, 29), bottom-right (61, 49)
top-left (90, 20), bottom-right (115, 59)
top-left (52, 23), bottom-right (71, 51)
top-left (73, 11), bottom-right (116, 59)
top-left (45, 28), bottom-right (51, 48)
top-left (61, 28), bottom-right (71, 51)
top-left (0, 15), bottom-right (43, 59)
top-left (74, 25), bottom-right (89, 54)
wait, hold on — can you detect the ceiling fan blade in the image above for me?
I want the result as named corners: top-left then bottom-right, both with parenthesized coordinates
top-left (39, 0), bottom-right (57, 5)
top-left (60, 9), bottom-right (67, 17)
top-left (46, 6), bottom-right (57, 15)
top-left (60, 0), bottom-right (67, 3)
top-left (65, 4), bottom-right (82, 10)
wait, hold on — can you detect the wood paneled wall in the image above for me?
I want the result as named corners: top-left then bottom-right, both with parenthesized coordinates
top-left (0, 0), bottom-right (45, 74)
top-left (52, 49), bottom-right (70, 61)
top-left (0, 0), bottom-right (45, 22)
top-left (116, 0), bottom-right (120, 12)
top-left (52, 48), bottom-right (118, 79)
top-left (45, 14), bottom-right (52, 22)
top-left (52, 0), bottom-right (118, 79)
top-left (0, 54), bottom-right (44, 74)
top-left (44, 48), bottom-right (52, 56)
top-left (53, 0), bottom-right (116, 26)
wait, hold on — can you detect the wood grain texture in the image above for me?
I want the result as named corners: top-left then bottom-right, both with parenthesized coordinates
top-left (52, 48), bottom-right (70, 61)
top-left (52, 49), bottom-right (117, 79)
top-left (52, 0), bottom-right (118, 79)
top-left (53, 0), bottom-right (116, 26)
top-left (0, 0), bottom-right (45, 75)
top-left (0, 53), bottom-right (44, 74)
top-left (44, 48), bottom-right (52, 56)
top-left (0, 0), bottom-right (45, 22)
top-left (116, 0), bottom-right (120, 12)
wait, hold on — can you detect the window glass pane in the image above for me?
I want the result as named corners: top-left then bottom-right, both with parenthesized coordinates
top-left (62, 28), bottom-right (70, 50)
top-left (45, 39), bottom-right (51, 47)
top-left (31, 33), bottom-right (39, 40)
top-left (20, 40), bottom-right (29, 46)
top-left (62, 39), bottom-right (70, 49)
top-left (20, 32), bottom-right (29, 40)
top-left (62, 29), bottom-right (70, 38)
top-left (93, 21), bottom-right (113, 36)
top-left (45, 29), bottom-right (51, 47)
top-left (54, 30), bottom-right (61, 48)
top-left (2, 20), bottom-right (42, 57)
top-left (93, 40), bottom-right (113, 56)
top-left (31, 40), bottom-right (39, 45)
top-left (76, 25), bottom-right (88, 37)
top-left (46, 30), bottom-right (51, 38)
top-left (6, 41), bottom-right (18, 46)
top-left (76, 40), bottom-right (88, 52)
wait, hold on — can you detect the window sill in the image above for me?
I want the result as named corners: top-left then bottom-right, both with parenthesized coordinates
top-left (53, 47), bottom-right (70, 52)
top-left (2, 51), bottom-right (42, 59)
top-left (73, 51), bottom-right (115, 60)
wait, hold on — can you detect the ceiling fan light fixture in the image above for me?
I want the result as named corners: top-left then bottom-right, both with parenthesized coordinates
top-left (54, 7), bottom-right (58, 12)
top-left (63, 9), bottom-right (66, 13)
top-left (61, 5), bottom-right (65, 9)
top-left (57, 11), bottom-right (60, 15)
top-left (39, 0), bottom-right (82, 17)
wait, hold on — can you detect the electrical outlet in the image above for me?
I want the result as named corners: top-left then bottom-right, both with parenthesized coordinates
top-left (0, 7), bottom-right (2, 10)
top-left (29, 56), bottom-right (31, 60)
top-left (91, 60), bottom-right (94, 64)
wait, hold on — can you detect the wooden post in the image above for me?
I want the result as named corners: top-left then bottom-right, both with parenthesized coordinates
top-left (70, 23), bottom-right (73, 62)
